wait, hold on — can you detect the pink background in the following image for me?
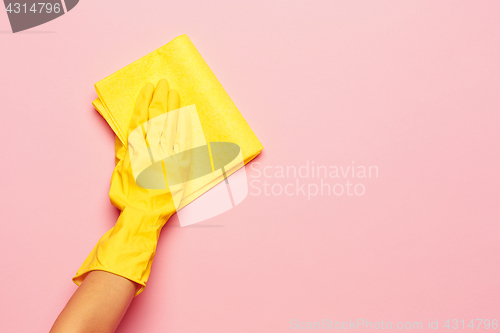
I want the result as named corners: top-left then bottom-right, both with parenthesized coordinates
top-left (1, 1), bottom-right (500, 332)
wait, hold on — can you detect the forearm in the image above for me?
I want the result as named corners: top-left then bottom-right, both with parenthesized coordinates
top-left (50, 271), bottom-right (137, 333)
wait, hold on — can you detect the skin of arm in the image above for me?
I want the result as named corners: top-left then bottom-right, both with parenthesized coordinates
top-left (49, 271), bottom-right (138, 333)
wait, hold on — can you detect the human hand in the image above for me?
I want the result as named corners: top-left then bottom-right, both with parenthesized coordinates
top-left (110, 79), bottom-right (192, 222)
top-left (73, 79), bottom-right (192, 295)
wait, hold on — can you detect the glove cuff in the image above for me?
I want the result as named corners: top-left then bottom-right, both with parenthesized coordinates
top-left (72, 206), bottom-right (172, 296)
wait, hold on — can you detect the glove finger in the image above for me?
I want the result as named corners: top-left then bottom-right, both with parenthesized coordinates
top-left (114, 136), bottom-right (126, 165)
top-left (175, 107), bottom-right (192, 157)
top-left (162, 89), bottom-right (180, 153)
top-left (149, 79), bottom-right (169, 120)
top-left (129, 82), bottom-right (154, 139)
top-left (147, 80), bottom-right (170, 160)
top-left (169, 108), bottom-right (192, 208)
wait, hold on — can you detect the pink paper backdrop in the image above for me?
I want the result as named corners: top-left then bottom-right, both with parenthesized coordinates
top-left (1, 1), bottom-right (499, 332)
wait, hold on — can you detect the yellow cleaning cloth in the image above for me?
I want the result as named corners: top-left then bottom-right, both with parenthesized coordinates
top-left (93, 34), bottom-right (263, 208)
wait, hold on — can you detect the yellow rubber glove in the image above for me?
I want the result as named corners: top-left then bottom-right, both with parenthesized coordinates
top-left (73, 79), bottom-right (190, 296)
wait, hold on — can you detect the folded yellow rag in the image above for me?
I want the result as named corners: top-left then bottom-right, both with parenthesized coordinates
top-left (93, 34), bottom-right (263, 208)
